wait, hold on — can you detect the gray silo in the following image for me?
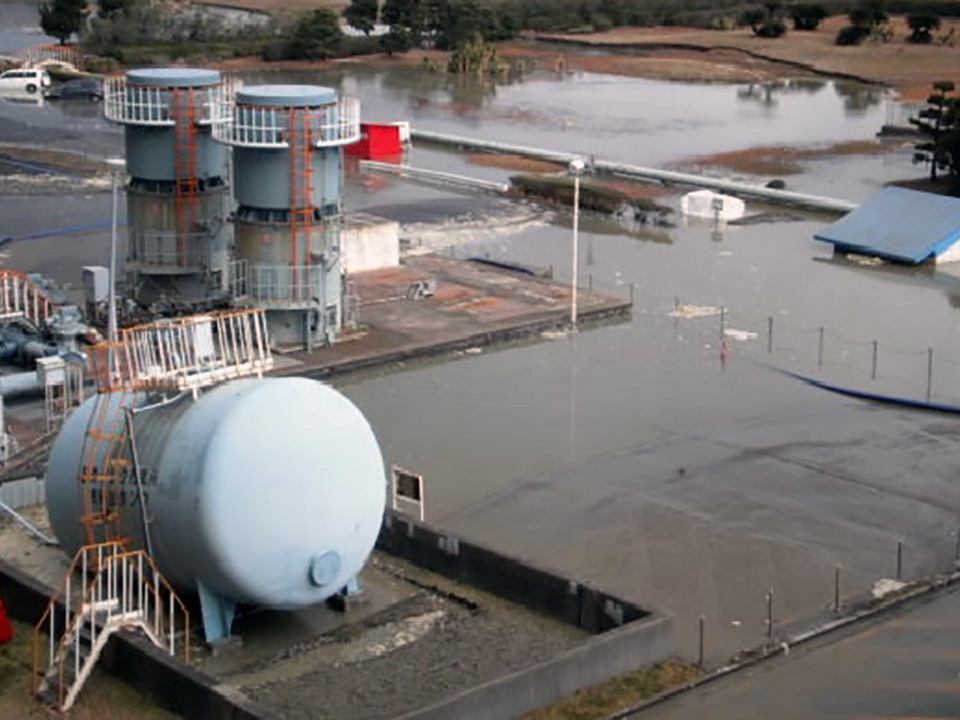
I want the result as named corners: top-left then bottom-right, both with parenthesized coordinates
top-left (213, 85), bottom-right (360, 348)
top-left (104, 68), bottom-right (233, 310)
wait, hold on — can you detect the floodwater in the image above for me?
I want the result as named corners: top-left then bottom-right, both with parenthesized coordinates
top-left (1, 50), bottom-right (958, 666)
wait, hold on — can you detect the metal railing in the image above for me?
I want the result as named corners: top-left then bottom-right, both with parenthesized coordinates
top-left (88, 309), bottom-right (273, 393)
top-left (230, 260), bottom-right (330, 306)
top-left (128, 229), bottom-right (214, 271)
top-left (0, 269), bottom-right (54, 328)
top-left (33, 541), bottom-right (190, 712)
top-left (212, 97), bottom-right (360, 148)
top-left (104, 76), bottom-right (238, 127)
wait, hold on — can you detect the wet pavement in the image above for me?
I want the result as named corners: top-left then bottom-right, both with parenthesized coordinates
top-left (640, 584), bottom-right (960, 719)
top-left (275, 254), bottom-right (629, 376)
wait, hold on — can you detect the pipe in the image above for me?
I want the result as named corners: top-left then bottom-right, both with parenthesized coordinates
top-left (0, 498), bottom-right (58, 545)
top-left (410, 129), bottom-right (858, 214)
top-left (360, 160), bottom-right (510, 194)
top-left (0, 371), bottom-right (41, 399)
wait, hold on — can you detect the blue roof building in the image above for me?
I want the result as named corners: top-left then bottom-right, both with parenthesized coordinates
top-left (814, 187), bottom-right (960, 264)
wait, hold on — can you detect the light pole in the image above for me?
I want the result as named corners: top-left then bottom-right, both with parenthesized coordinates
top-left (105, 157), bottom-right (125, 343)
top-left (568, 157), bottom-right (585, 328)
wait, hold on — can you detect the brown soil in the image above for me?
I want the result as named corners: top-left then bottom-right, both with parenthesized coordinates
top-left (676, 139), bottom-right (899, 176)
top-left (595, 178), bottom-right (674, 200)
top-left (0, 145), bottom-right (105, 178)
top-left (522, 659), bottom-right (702, 720)
top-left (466, 153), bottom-right (566, 174)
top-left (213, 49), bottom-right (446, 73)
top-left (530, 15), bottom-right (960, 96)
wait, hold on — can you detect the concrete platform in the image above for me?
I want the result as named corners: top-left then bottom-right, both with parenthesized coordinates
top-left (0, 504), bottom-right (670, 720)
top-left (274, 254), bottom-right (631, 379)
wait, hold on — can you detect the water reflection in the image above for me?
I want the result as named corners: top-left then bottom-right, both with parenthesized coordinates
top-left (0, 90), bottom-right (44, 107)
top-left (736, 78), bottom-right (882, 117)
top-left (834, 81), bottom-right (884, 115)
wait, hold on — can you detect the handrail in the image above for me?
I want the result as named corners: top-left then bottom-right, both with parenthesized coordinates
top-left (34, 542), bottom-right (190, 710)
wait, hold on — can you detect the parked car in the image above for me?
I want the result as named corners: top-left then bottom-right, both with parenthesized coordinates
top-left (0, 68), bottom-right (52, 94)
top-left (45, 78), bottom-right (103, 101)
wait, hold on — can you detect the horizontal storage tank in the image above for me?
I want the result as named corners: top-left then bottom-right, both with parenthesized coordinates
top-left (44, 377), bottom-right (386, 642)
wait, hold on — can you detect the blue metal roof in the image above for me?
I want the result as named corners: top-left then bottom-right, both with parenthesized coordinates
top-left (814, 187), bottom-right (960, 264)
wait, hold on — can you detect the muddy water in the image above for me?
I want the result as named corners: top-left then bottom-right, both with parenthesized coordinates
top-left (0, 54), bottom-right (954, 664)
top-left (243, 65), bottom-right (891, 168)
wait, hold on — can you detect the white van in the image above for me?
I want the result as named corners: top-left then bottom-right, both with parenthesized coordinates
top-left (0, 68), bottom-right (52, 94)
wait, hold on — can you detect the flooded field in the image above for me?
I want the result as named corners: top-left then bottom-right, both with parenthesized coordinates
top-left (0, 52), bottom-right (957, 670)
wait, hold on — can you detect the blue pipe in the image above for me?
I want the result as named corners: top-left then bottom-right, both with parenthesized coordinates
top-left (0, 220), bottom-right (124, 247)
top-left (775, 368), bottom-right (960, 415)
top-left (0, 155), bottom-right (76, 177)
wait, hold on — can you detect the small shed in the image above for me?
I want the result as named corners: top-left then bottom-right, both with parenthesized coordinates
top-left (814, 187), bottom-right (960, 264)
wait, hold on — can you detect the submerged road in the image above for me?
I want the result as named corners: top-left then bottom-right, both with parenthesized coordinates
top-left (640, 585), bottom-right (960, 719)
top-left (411, 128), bottom-right (859, 214)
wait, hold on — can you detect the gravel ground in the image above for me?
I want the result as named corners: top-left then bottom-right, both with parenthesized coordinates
top-left (240, 555), bottom-right (588, 720)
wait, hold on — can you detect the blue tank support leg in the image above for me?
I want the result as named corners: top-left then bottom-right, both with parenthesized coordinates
top-left (197, 581), bottom-right (237, 643)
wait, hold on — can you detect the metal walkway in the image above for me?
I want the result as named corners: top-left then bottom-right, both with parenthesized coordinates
top-left (360, 160), bottom-right (510, 194)
top-left (411, 129), bottom-right (857, 214)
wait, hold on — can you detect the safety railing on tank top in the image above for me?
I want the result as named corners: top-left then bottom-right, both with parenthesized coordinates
top-left (104, 76), bottom-right (239, 127)
top-left (88, 309), bottom-right (273, 394)
top-left (211, 96), bottom-right (361, 148)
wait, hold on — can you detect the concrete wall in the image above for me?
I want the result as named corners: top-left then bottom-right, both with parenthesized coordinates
top-left (378, 508), bottom-right (651, 632)
top-left (377, 509), bottom-right (673, 720)
top-left (0, 477), bottom-right (44, 509)
top-left (0, 558), bottom-right (274, 720)
top-left (396, 613), bottom-right (673, 720)
top-left (342, 212), bottom-right (400, 274)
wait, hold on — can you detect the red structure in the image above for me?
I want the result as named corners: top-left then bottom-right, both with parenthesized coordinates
top-left (346, 123), bottom-right (405, 160)
top-left (0, 594), bottom-right (13, 647)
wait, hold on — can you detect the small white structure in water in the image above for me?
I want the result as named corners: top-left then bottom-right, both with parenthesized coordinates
top-left (680, 189), bottom-right (746, 221)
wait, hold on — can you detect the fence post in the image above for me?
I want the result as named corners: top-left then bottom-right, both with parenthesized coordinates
top-left (927, 348), bottom-right (933, 402)
top-left (834, 564), bottom-right (841, 614)
top-left (896, 538), bottom-right (903, 581)
top-left (872, 340), bottom-right (878, 380)
top-left (588, 273), bottom-right (593, 292)
top-left (698, 615), bottom-right (705, 668)
top-left (954, 523), bottom-right (960, 565)
top-left (766, 588), bottom-right (774, 641)
top-left (720, 306), bottom-right (726, 342)
top-left (818, 326), bottom-right (824, 368)
top-left (767, 316), bottom-right (773, 354)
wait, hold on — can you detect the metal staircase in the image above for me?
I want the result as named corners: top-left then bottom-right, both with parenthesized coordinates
top-left (172, 87), bottom-right (201, 270)
top-left (288, 107), bottom-right (315, 303)
top-left (33, 541), bottom-right (190, 712)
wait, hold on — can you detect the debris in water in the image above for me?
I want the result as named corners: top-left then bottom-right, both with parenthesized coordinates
top-left (845, 253), bottom-right (884, 267)
top-left (670, 304), bottom-right (721, 319)
top-left (723, 328), bottom-right (757, 342)
top-left (871, 578), bottom-right (906, 599)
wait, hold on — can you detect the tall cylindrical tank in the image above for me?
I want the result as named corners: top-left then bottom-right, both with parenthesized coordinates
top-left (105, 68), bottom-right (233, 309)
top-left (213, 85), bottom-right (360, 348)
top-left (44, 378), bottom-right (386, 639)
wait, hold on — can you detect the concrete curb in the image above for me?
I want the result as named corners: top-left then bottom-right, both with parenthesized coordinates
top-left (602, 570), bottom-right (960, 720)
